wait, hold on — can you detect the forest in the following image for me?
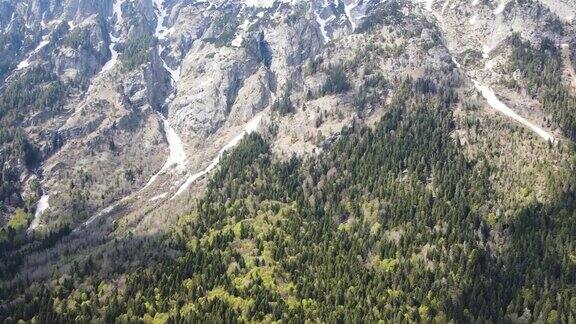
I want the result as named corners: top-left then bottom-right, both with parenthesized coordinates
top-left (1, 77), bottom-right (574, 322)
top-left (508, 35), bottom-right (576, 140)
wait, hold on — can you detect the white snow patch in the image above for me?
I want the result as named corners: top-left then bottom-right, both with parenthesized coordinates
top-left (27, 193), bottom-right (50, 233)
top-left (141, 113), bottom-right (187, 191)
top-left (231, 19), bottom-right (251, 47)
top-left (473, 80), bottom-right (556, 143)
top-left (74, 206), bottom-right (115, 233)
top-left (249, 0), bottom-right (305, 7)
top-left (494, 1), bottom-right (506, 14)
top-left (162, 56), bottom-right (181, 83)
top-left (140, 0), bottom-right (187, 192)
top-left (153, 0), bottom-right (170, 41)
top-left (149, 193), bottom-right (168, 202)
top-left (231, 34), bottom-right (244, 47)
top-left (482, 44), bottom-right (493, 59)
top-left (451, 56), bottom-right (461, 68)
top-left (315, 11), bottom-right (334, 43)
top-left (17, 39), bottom-right (50, 70)
top-left (101, 35), bottom-right (120, 73)
top-left (343, 0), bottom-right (361, 31)
top-left (172, 113), bottom-right (263, 198)
top-left (244, 0), bottom-right (276, 8)
top-left (100, 0), bottom-right (126, 74)
top-left (154, 0), bottom-right (182, 85)
top-left (113, 0), bottom-right (126, 25)
top-left (73, 193), bottom-right (134, 233)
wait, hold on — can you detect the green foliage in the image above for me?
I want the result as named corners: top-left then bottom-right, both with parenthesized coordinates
top-left (63, 27), bottom-right (95, 50)
top-left (121, 35), bottom-right (156, 71)
top-left (0, 78), bottom-right (574, 323)
top-left (322, 64), bottom-right (351, 94)
top-left (272, 84), bottom-right (295, 116)
top-left (357, 0), bottom-right (404, 33)
top-left (0, 127), bottom-right (39, 206)
top-left (6, 209), bottom-right (31, 231)
top-left (508, 35), bottom-right (576, 140)
top-left (0, 22), bottom-right (27, 78)
top-left (0, 66), bottom-right (66, 121)
top-left (203, 11), bottom-right (240, 48)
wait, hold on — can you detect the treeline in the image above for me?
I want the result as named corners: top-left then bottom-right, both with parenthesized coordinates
top-left (0, 65), bottom-right (66, 122)
top-left (1, 77), bottom-right (575, 322)
top-left (508, 35), bottom-right (576, 140)
top-left (121, 35), bottom-right (156, 71)
top-left (0, 64), bottom-right (62, 222)
top-left (0, 126), bottom-right (39, 208)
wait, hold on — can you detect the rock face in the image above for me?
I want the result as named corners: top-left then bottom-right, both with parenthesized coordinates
top-left (0, 0), bottom-right (573, 236)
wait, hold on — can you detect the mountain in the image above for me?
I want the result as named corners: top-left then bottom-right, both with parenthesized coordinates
top-left (0, 0), bottom-right (575, 322)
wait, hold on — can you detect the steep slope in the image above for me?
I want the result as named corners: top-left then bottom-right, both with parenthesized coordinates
top-left (0, 0), bottom-right (575, 322)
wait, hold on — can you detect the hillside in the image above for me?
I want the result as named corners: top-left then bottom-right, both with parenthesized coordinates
top-left (0, 0), bottom-right (575, 322)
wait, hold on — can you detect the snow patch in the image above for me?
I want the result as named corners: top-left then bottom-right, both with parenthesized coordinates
top-left (154, 0), bottom-right (181, 85)
top-left (153, 0), bottom-right (170, 41)
top-left (242, 0), bottom-right (302, 8)
top-left (482, 44), bottom-right (493, 59)
top-left (100, 0), bottom-right (126, 74)
top-left (149, 193), bottom-right (168, 202)
top-left (243, 0), bottom-right (276, 8)
top-left (473, 80), bottom-right (556, 143)
top-left (17, 39), bottom-right (50, 70)
top-left (141, 113), bottom-right (187, 191)
top-left (101, 35), bottom-right (120, 73)
top-left (231, 19), bottom-right (252, 48)
top-left (315, 10), bottom-right (334, 43)
top-left (343, 0), bottom-right (361, 31)
top-left (494, 1), bottom-right (506, 14)
top-left (27, 193), bottom-right (50, 233)
top-left (453, 54), bottom-right (555, 143)
top-left (231, 34), bottom-right (244, 47)
top-left (74, 206), bottom-right (115, 233)
top-left (165, 58), bottom-right (181, 83)
top-left (172, 113), bottom-right (263, 198)
top-left (138, 0), bottom-right (188, 193)
top-left (451, 56), bottom-right (461, 68)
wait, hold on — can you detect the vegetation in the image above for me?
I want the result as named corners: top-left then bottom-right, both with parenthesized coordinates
top-left (0, 8), bottom-right (575, 322)
top-left (1, 78), bottom-right (574, 322)
top-left (357, 0), bottom-right (404, 33)
top-left (0, 66), bottom-right (66, 122)
top-left (508, 35), bottom-right (576, 140)
top-left (0, 22), bottom-right (28, 78)
top-left (0, 127), bottom-right (39, 206)
top-left (0, 64), bottom-right (61, 222)
top-left (204, 11), bottom-right (241, 48)
top-left (322, 64), bottom-right (351, 94)
top-left (272, 84), bottom-right (294, 116)
top-left (121, 35), bottom-right (156, 71)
